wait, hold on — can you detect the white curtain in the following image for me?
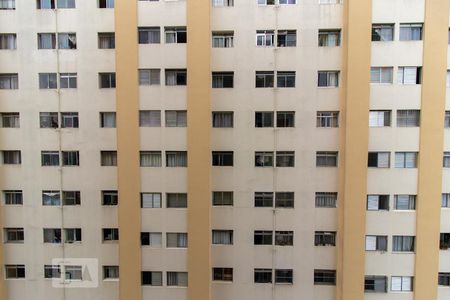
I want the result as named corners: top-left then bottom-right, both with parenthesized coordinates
top-left (0, 0), bottom-right (15, 9)
top-left (140, 111), bottom-right (160, 127)
top-left (0, 75), bottom-right (18, 89)
top-left (0, 34), bottom-right (15, 49)
top-left (213, 231), bottom-right (232, 244)
top-left (149, 233), bottom-right (161, 247)
top-left (140, 152), bottom-right (161, 167)
top-left (102, 113), bottom-right (115, 128)
top-left (165, 32), bottom-right (176, 43)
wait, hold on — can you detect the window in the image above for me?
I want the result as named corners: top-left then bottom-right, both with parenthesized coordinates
top-left (318, 71), bottom-right (339, 87)
top-left (61, 112), bottom-right (78, 128)
top-left (278, 0), bottom-right (296, 4)
top-left (212, 191), bottom-right (233, 206)
top-left (98, 32), bottom-right (115, 49)
top-left (141, 193), bottom-right (161, 208)
top-left (101, 151), bottom-right (117, 166)
top-left (212, 31), bottom-right (234, 48)
top-left (255, 152), bottom-right (273, 167)
top-left (255, 71), bottom-right (274, 88)
top-left (139, 110), bottom-right (161, 127)
top-left (212, 230), bottom-right (233, 245)
top-left (257, 0), bottom-right (275, 4)
top-left (166, 151), bottom-right (187, 167)
top-left (394, 152), bottom-right (418, 168)
top-left (254, 230), bottom-right (273, 245)
top-left (315, 192), bottom-right (337, 208)
top-left (275, 231), bottom-right (293, 246)
top-left (277, 71), bottom-right (295, 88)
top-left (0, 0), bottom-right (15, 9)
top-left (140, 151), bottom-right (162, 167)
top-left (212, 112), bottom-right (233, 128)
top-left (0, 113), bottom-right (19, 128)
top-left (165, 69), bottom-right (187, 86)
top-left (439, 273), bottom-right (450, 286)
top-left (4, 228), bottom-right (24, 243)
top-left (56, 0), bottom-right (75, 8)
top-left (319, 0), bottom-right (340, 3)
top-left (254, 192), bottom-right (273, 207)
top-left (369, 110), bottom-right (391, 127)
top-left (103, 266), bottom-right (119, 280)
top-left (448, 71), bottom-right (450, 87)
top-left (276, 111), bottom-right (295, 127)
top-left (212, 0), bottom-right (233, 7)
top-left (165, 27), bottom-right (187, 44)
top-left (394, 195), bottom-right (416, 210)
top-left (371, 24), bottom-right (394, 41)
top-left (62, 151), bottom-right (79, 166)
top-left (256, 30), bottom-right (275, 47)
top-left (5, 265), bottom-right (25, 279)
top-left (366, 235), bottom-right (387, 251)
top-left (365, 276), bottom-right (387, 293)
top-left (213, 268), bottom-right (233, 281)
top-left (138, 27), bottom-right (160, 44)
top-left (400, 23), bottom-right (423, 41)
top-left (39, 73), bottom-right (57, 89)
top-left (59, 73), bottom-right (77, 88)
top-left (41, 151), bottom-right (59, 166)
top-left (62, 191), bottom-right (80, 205)
top-left (64, 228), bottom-right (82, 243)
top-left (167, 232), bottom-right (188, 248)
top-left (442, 193), bottom-right (450, 208)
top-left (444, 152), bottom-right (450, 168)
top-left (277, 30), bottom-right (296, 47)
top-left (275, 269), bottom-right (293, 284)
top-left (275, 192), bottom-right (294, 208)
top-left (167, 272), bottom-right (188, 287)
top-left (367, 195), bottom-right (389, 211)
top-left (318, 29), bottom-right (341, 46)
top-left (254, 269), bottom-right (272, 283)
top-left (58, 33), bottom-right (77, 49)
top-left (0, 74), bottom-right (17, 89)
top-left (98, 0), bottom-right (114, 8)
top-left (4, 190), bottom-right (22, 205)
top-left (103, 228), bottom-right (119, 242)
top-left (397, 110), bottom-right (420, 127)
top-left (368, 152), bottom-right (390, 168)
top-left (2, 150), bottom-right (20, 164)
top-left (255, 112), bottom-right (274, 127)
top-left (102, 190), bottom-right (118, 206)
top-left (165, 110), bottom-right (187, 127)
top-left (0, 34), bottom-right (16, 49)
top-left (212, 72), bottom-right (234, 88)
top-left (314, 270), bottom-right (336, 285)
top-left (392, 236), bottom-right (415, 252)
top-left (315, 231), bottom-right (336, 246)
top-left (316, 151), bottom-right (338, 167)
top-left (141, 271), bottom-right (162, 286)
top-left (44, 265), bottom-right (61, 279)
top-left (212, 151), bottom-right (233, 166)
top-left (166, 193), bottom-right (187, 208)
top-left (38, 33), bottom-right (57, 50)
top-left (316, 111), bottom-right (339, 128)
top-left (141, 232), bottom-right (162, 247)
top-left (43, 228), bottom-right (62, 243)
top-left (371, 67), bottom-right (393, 83)
top-left (39, 112), bottom-right (58, 128)
top-left (398, 67), bottom-right (422, 84)
top-left (139, 69), bottom-right (160, 85)
top-left (276, 151), bottom-right (295, 167)
top-left (99, 73), bottom-right (116, 88)
top-left (100, 112), bottom-right (116, 128)
top-left (42, 191), bottom-right (60, 205)
top-left (441, 233), bottom-right (450, 249)
top-left (65, 266), bottom-right (82, 281)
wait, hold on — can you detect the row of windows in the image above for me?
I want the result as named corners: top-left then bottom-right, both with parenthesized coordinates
top-left (4, 264), bottom-right (119, 280)
top-left (0, 0), bottom-right (114, 10)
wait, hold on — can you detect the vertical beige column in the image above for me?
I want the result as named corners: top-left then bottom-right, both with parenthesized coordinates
top-left (336, 1), bottom-right (372, 299)
top-left (187, 0), bottom-right (211, 300)
top-left (115, 1), bottom-right (142, 300)
top-left (414, 1), bottom-right (450, 299)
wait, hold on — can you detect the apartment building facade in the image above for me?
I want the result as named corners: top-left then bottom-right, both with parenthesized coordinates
top-left (0, 0), bottom-right (449, 299)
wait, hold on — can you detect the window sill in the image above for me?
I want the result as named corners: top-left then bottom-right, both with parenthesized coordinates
top-left (103, 278), bottom-right (119, 282)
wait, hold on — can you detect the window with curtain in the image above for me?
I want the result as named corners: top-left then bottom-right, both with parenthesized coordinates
top-left (40, 112), bottom-right (58, 128)
top-left (38, 33), bottom-right (56, 49)
top-left (139, 69), bottom-right (160, 85)
top-left (141, 271), bottom-right (162, 286)
top-left (442, 193), bottom-right (450, 208)
top-left (318, 71), bottom-right (339, 87)
top-left (366, 195), bottom-right (389, 211)
top-left (255, 151), bottom-right (274, 167)
top-left (166, 232), bottom-right (188, 248)
top-left (318, 29), bottom-right (341, 46)
top-left (62, 151), bottom-right (79, 166)
top-left (0, 34), bottom-right (16, 49)
top-left (165, 110), bottom-right (187, 127)
top-left (165, 69), bottom-right (187, 86)
top-left (98, 0), bottom-right (114, 8)
top-left (103, 266), bottom-right (119, 279)
top-left (138, 27), bottom-right (160, 44)
top-left (367, 152), bottom-right (390, 168)
top-left (391, 276), bottom-right (413, 291)
top-left (139, 110), bottom-right (161, 127)
top-left (0, 0), bottom-right (15, 9)
top-left (314, 231), bottom-right (336, 246)
top-left (392, 236), bottom-right (415, 252)
top-left (394, 195), bottom-right (416, 210)
top-left (141, 193), bottom-right (161, 208)
top-left (212, 31), bottom-right (234, 47)
top-left (316, 111), bottom-right (339, 127)
top-left (369, 110), bottom-right (391, 127)
top-left (275, 192), bottom-right (294, 208)
top-left (212, 0), bottom-right (234, 7)
top-left (167, 272), bottom-right (188, 287)
top-left (140, 151), bottom-right (162, 167)
top-left (212, 112), bottom-right (233, 128)
top-left (57, 0), bottom-right (75, 8)
top-left (1, 112), bottom-right (20, 128)
top-left (57, 33), bottom-right (77, 49)
top-left (39, 73), bottom-right (57, 89)
top-left (37, 0), bottom-right (55, 9)
top-left (398, 67), bottom-right (421, 84)
top-left (164, 27), bottom-right (187, 44)
top-left (141, 232), bottom-right (162, 247)
top-left (43, 228), bottom-right (62, 243)
top-left (212, 72), bottom-right (234, 88)
top-left (41, 151), bottom-right (60, 166)
top-left (370, 67), bottom-right (393, 83)
top-left (212, 230), bottom-right (233, 245)
top-left (256, 30), bottom-right (275, 46)
top-left (277, 30), bottom-right (296, 47)
top-left (100, 112), bottom-right (116, 128)
top-left (100, 151), bottom-right (117, 166)
top-left (316, 151), bottom-right (337, 167)
top-left (212, 191), bottom-right (233, 206)
top-left (99, 72), bottom-right (116, 88)
top-left (60, 112), bottom-right (79, 128)
top-left (399, 23), bottom-right (423, 41)
top-left (396, 110), bottom-right (420, 127)
top-left (166, 151), bottom-right (187, 167)
top-left (276, 151), bottom-right (295, 167)
top-left (371, 24), bottom-right (394, 41)
top-left (2, 150), bottom-right (21, 164)
top-left (42, 191), bottom-right (60, 206)
top-left (315, 192), bottom-right (337, 208)
top-left (64, 228), bottom-right (82, 243)
top-left (166, 193), bottom-right (187, 208)
top-left (365, 235), bottom-right (387, 251)
top-left (394, 152), bottom-right (417, 168)
top-left (0, 74), bottom-right (18, 89)
top-left (275, 231), bottom-right (293, 246)
top-left (98, 32), bottom-right (115, 49)
top-left (4, 190), bottom-right (22, 205)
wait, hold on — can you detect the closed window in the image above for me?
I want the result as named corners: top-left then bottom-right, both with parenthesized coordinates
top-left (141, 193), bottom-right (161, 208)
top-left (391, 276), bottom-right (413, 291)
top-left (372, 24), bottom-right (394, 41)
top-left (275, 269), bottom-right (293, 284)
top-left (398, 67), bottom-right (421, 84)
top-left (0, 0), bottom-right (15, 9)
top-left (165, 27), bottom-right (187, 44)
top-left (315, 192), bottom-right (337, 208)
top-left (212, 0), bottom-right (233, 7)
top-left (255, 151), bottom-right (273, 167)
top-left (277, 71), bottom-right (295, 88)
top-left (62, 191), bottom-right (80, 205)
top-left (255, 71), bottom-right (274, 88)
top-left (318, 29), bottom-right (340, 46)
top-left (371, 67), bottom-right (393, 83)
top-left (316, 111), bottom-right (339, 127)
top-left (40, 112), bottom-right (58, 128)
top-left (166, 193), bottom-right (187, 208)
top-left (38, 33), bottom-right (56, 49)
top-left (314, 270), bottom-right (336, 285)
top-left (444, 152), bottom-right (450, 167)
top-left (103, 266), bottom-right (119, 280)
top-left (61, 112), bottom-right (78, 128)
top-left (397, 110), bottom-right (420, 127)
top-left (57, 33), bottom-right (77, 49)
top-left (101, 151), bottom-right (117, 166)
top-left (103, 228), bottom-right (119, 242)
top-left (100, 112), bottom-right (116, 128)
top-left (138, 27), bottom-right (160, 44)
top-left (141, 232), bottom-right (162, 247)
top-left (39, 73), bottom-right (57, 89)
top-left (212, 230), bottom-right (233, 245)
top-left (44, 265), bottom-right (61, 279)
top-left (316, 151), bottom-right (338, 167)
top-left (367, 195), bottom-right (389, 211)
top-left (213, 268), bottom-right (233, 281)
top-left (139, 110), bottom-right (161, 127)
top-left (254, 230), bottom-right (272, 245)
top-left (212, 112), bottom-right (233, 128)
top-left (62, 151), bottom-right (79, 166)
top-left (315, 231), bottom-right (336, 246)
top-left (165, 69), bottom-right (187, 86)
top-left (5, 265), bottom-right (25, 279)
top-left (276, 151), bottom-right (295, 167)
top-left (257, 0), bottom-right (275, 4)
top-left (167, 272), bottom-right (188, 287)
top-left (277, 111), bottom-right (295, 127)
top-left (392, 236), bottom-right (415, 252)
top-left (4, 228), bottom-right (24, 243)
top-left (166, 151), bottom-right (187, 167)
top-left (318, 71), bottom-right (339, 87)
top-left (212, 151), bottom-right (233, 166)
top-left (256, 30), bottom-right (275, 47)
top-left (275, 231), bottom-right (293, 246)
top-left (212, 31), bottom-right (234, 47)
top-left (98, 0), bottom-right (114, 8)
top-left (365, 276), bottom-right (387, 293)
top-left (64, 228), bottom-right (82, 243)
top-left (255, 112), bottom-right (274, 127)
top-left (42, 191), bottom-right (60, 205)
top-left (275, 192), bottom-right (294, 208)
top-left (368, 152), bottom-right (390, 168)
top-left (394, 195), bottom-right (416, 210)
top-left (394, 152), bottom-right (417, 168)
top-left (365, 235), bottom-right (387, 251)
top-left (166, 232), bottom-right (188, 248)
top-left (441, 233), bottom-right (450, 249)
top-left (0, 74), bottom-right (18, 89)
top-left (369, 110), bottom-right (391, 127)
top-left (139, 69), bottom-right (160, 85)
top-left (98, 32), bottom-right (115, 49)
top-left (254, 192), bottom-right (273, 207)
top-left (277, 30), bottom-right (296, 47)
top-left (141, 271), bottom-right (162, 286)
top-left (165, 110), bottom-right (187, 127)
top-left (439, 273), bottom-right (450, 286)
top-left (2, 150), bottom-right (20, 164)
top-left (399, 23), bottom-right (423, 41)
top-left (59, 73), bottom-right (77, 88)
top-left (0, 113), bottom-right (19, 128)
top-left (140, 151), bottom-right (162, 167)
top-left (43, 228), bottom-right (61, 243)
top-left (254, 269), bottom-right (272, 283)
top-left (212, 191), bottom-right (233, 206)
top-left (212, 72), bottom-right (234, 88)
top-left (102, 190), bottom-right (118, 206)
top-left (4, 190), bottom-right (22, 205)
top-left (99, 73), bottom-right (116, 88)
top-left (442, 193), bottom-right (450, 208)
top-left (0, 34), bottom-right (16, 49)
top-left (56, 0), bottom-right (75, 8)
top-left (41, 151), bottom-right (59, 166)
top-left (65, 266), bottom-right (82, 281)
